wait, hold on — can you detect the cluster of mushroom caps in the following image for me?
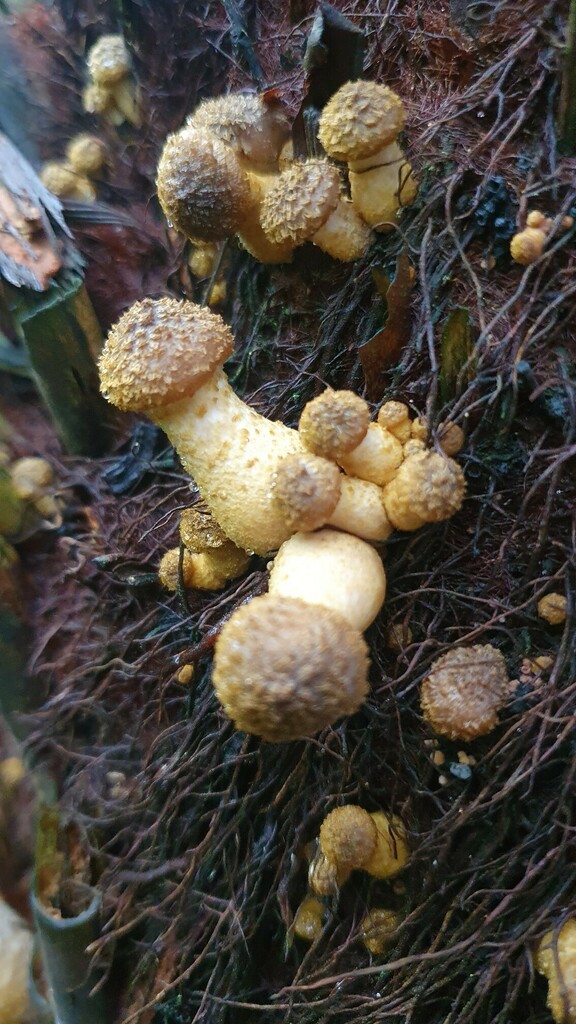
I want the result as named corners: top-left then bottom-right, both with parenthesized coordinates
top-left (156, 80), bottom-right (418, 266)
top-left (40, 134), bottom-right (107, 204)
top-left (99, 296), bottom-right (467, 742)
top-left (294, 804), bottom-right (408, 951)
top-left (82, 35), bottom-right (140, 126)
top-left (510, 209), bottom-right (573, 266)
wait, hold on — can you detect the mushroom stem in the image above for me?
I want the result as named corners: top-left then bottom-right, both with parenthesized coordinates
top-left (348, 141), bottom-right (418, 231)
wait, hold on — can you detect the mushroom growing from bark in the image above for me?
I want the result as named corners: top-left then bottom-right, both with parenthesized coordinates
top-left (382, 450), bottom-right (466, 531)
top-left (535, 919), bottom-right (576, 1024)
top-left (420, 645), bottom-right (509, 741)
top-left (260, 159), bottom-right (372, 262)
top-left (318, 80), bottom-right (418, 231)
top-left (99, 298), bottom-right (311, 554)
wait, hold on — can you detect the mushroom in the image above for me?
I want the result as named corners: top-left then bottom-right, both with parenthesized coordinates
top-left (299, 389), bottom-right (403, 485)
top-left (82, 82), bottom-right (124, 126)
top-left (537, 593), bottom-right (567, 626)
top-left (260, 159), bottom-right (372, 262)
top-left (317, 80), bottom-right (418, 231)
top-left (360, 908), bottom-right (401, 954)
top-left (267, 528), bottom-right (386, 633)
top-left (212, 594), bottom-right (370, 741)
top-left (293, 896), bottom-right (324, 943)
top-left (187, 92), bottom-right (290, 172)
top-left (309, 805), bottom-right (409, 896)
top-left (382, 450), bottom-right (466, 531)
top-left (362, 812), bottom-right (410, 878)
top-left (377, 401), bottom-right (412, 443)
top-left (99, 298), bottom-right (311, 554)
top-left (40, 161), bottom-right (97, 202)
top-left (271, 452), bottom-right (393, 542)
top-left (420, 644), bottom-right (509, 742)
top-left (158, 542), bottom-right (250, 592)
top-left (510, 209), bottom-right (573, 266)
top-left (535, 919), bottom-right (576, 1024)
top-left (157, 127), bottom-right (293, 263)
top-left (66, 134), bottom-right (107, 177)
top-left (0, 897), bottom-right (34, 1024)
top-left (86, 34), bottom-right (140, 126)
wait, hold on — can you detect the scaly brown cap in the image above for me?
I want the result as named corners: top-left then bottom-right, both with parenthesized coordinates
top-left (318, 81), bottom-right (406, 162)
top-left (260, 160), bottom-right (340, 246)
top-left (299, 390), bottom-right (370, 459)
top-left (87, 35), bottom-right (131, 86)
top-left (319, 805), bottom-right (377, 872)
top-left (421, 644), bottom-right (509, 741)
top-left (188, 93), bottom-right (290, 167)
top-left (212, 594), bottom-right (370, 741)
top-left (271, 452), bottom-right (341, 532)
top-left (157, 128), bottom-right (255, 242)
top-left (99, 298), bottom-right (234, 412)
top-left (383, 451), bottom-right (466, 530)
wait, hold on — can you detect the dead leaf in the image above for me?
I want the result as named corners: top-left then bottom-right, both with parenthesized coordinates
top-left (359, 249), bottom-right (415, 401)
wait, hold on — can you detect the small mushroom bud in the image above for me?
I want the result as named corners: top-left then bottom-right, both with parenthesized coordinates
top-left (537, 593), bottom-right (567, 625)
top-left (319, 805), bottom-right (378, 876)
top-left (361, 908), bottom-right (401, 954)
top-left (40, 161), bottom-right (97, 202)
top-left (293, 896), bottom-right (324, 942)
top-left (362, 812), bottom-right (409, 878)
top-left (535, 919), bottom-right (576, 1024)
top-left (318, 81), bottom-right (418, 231)
top-left (437, 420), bottom-right (465, 456)
top-left (9, 457), bottom-right (54, 501)
top-left (158, 543), bottom-right (250, 592)
top-left (382, 451), bottom-right (466, 531)
top-left (66, 134), bottom-right (107, 177)
top-left (420, 645), bottom-right (509, 741)
top-left (86, 35), bottom-right (139, 125)
top-left (188, 242), bottom-right (219, 279)
top-left (212, 594), bottom-right (370, 741)
top-left (377, 401), bottom-right (411, 443)
top-left (510, 226), bottom-right (546, 265)
top-left (260, 160), bottom-right (372, 261)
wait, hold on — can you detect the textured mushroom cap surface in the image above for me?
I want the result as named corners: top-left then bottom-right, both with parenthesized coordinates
top-left (66, 134), bottom-right (107, 175)
top-left (187, 93), bottom-right (290, 167)
top-left (510, 227), bottom-right (545, 265)
top-left (421, 644), bottom-right (509, 741)
top-left (293, 896), bottom-right (324, 942)
top-left (299, 390), bottom-right (370, 459)
top-left (361, 908), bottom-right (401, 954)
top-left (319, 805), bottom-right (377, 871)
top-left (180, 508), bottom-right (229, 552)
top-left (272, 452), bottom-right (341, 531)
top-left (40, 162), bottom-right (81, 196)
top-left (377, 400), bottom-right (411, 442)
top-left (537, 592), bottom-right (567, 625)
top-left (87, 35), bottom-right (131, 85)
top-left (99, 298), bottom-right (234, 412)
top-left (363, 812), bottom-right (410, 878)
top-left (535, 919), bottom-right (576, 1024)
top-left (157, 128), bottom-right (255, 242)
top-left (383, 451), bottom-right (466, 529)
top-left (268, 528), bottom-right (386, 632)
top-left (212, 594), bottom-right (370, 741)
top-left (318, 81), bottom-right (406, 162)
top-left (260, 160), bottom-right (341, 246)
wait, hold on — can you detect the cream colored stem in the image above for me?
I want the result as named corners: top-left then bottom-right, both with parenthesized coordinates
top-left (153, 371), bottom-right (303, 554)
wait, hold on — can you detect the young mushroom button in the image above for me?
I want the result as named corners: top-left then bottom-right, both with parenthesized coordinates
top-left (420, 645), bottom-right (509, 742)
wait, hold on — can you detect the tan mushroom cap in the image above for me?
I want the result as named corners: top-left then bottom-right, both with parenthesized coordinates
top-left (157, 128), bottom-right (255, 242)
top-left (536, 920), bottom-right (576, 1024)
top-left (299, 390), bottom-right (371, 460)
top-left (420, 644), bottom-right (509, 742)
top-left (319, 805), bottom-right (377, 872)
top-left (87, 35), bottom-right (131, 86)
top-left (537, 592), bottom-right (567, 625)
top-left (99, 298), bottom-right (234, 412)
top-left (180, 508), bottom-right (229, 552)
top-left (66, 134), bottom-right (107, 176)
top-left (510, 227), bottom-right (546, 266)
top-left (271, 452), bottom-right (341, 532)
top-left (212, 594), bottom-right (370, 741)
top-left (318, 81), bottom-right (406, 162)
top-left (361, 908), bottom-right (401, 954)
top-left (187, 93), bottom-right (290, 168)
top-left (260, 160), bottom-right (341, 246)
top-left (383, 451), bottom-right (466, 530)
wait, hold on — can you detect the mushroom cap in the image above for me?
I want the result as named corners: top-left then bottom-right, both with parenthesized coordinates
top-left (299, 390), bottom-right (370, 459)
top-left (99, 298), bottom-right (234, 412)
top-left (319, 805), bottom-right (378, 872)
top-left (361, 908), bottom-right (401, 954)
top-left (260, 160), bottom-right (341, 246)
top-left (271, 452), bottom-right (342, 532)
top-left (87, 35), bottom-right (131, 85)
top-left (420, 644), bottom-right (509, 742)
top-left (157, 128), bottom-right (255, 242)
top-left (293, 896), bottom-right (324, 942)
top-left (318, 81), bottom-right (406, 162)
top-left (187, 93), bottom-right (290, 168)
top-left (40, 161), bottom-right (80, 197)
top-left (212, 594), bottom-right (370, 741)
top-left (363, 812), bottom-right (410, 878)
top-left (537, 593), bottom-right (567, 626)
top-left (377, 400), bottom-right (411, 442)
top-left (510, 227), bottom-right (545, 266)
top-left (535, 919), bottom-right (576, 1024)
top-left (82, 82), bottom-right (113, 115)
top-left (66, 134), bottom-right (107, 176)
top-left (180, 508), bottom-right (229, 552)
top-left (268, 528), bottom-right (386, 633)
top-left (383, 451), bottom-right (466, 530)
top-left (10, 457), bottom-right (54, 501)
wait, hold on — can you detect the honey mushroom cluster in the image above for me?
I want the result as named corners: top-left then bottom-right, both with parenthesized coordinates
top-left (82, 34), bottom-right (140, 126)
top-left (99, 298), bottom-right (467, 741)
top-left (40, 133), bottom-right (108, 203)
top-left (156, 80), bottom-right (418, 265)
top-left (510, 209), bottom-right (573, 266)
